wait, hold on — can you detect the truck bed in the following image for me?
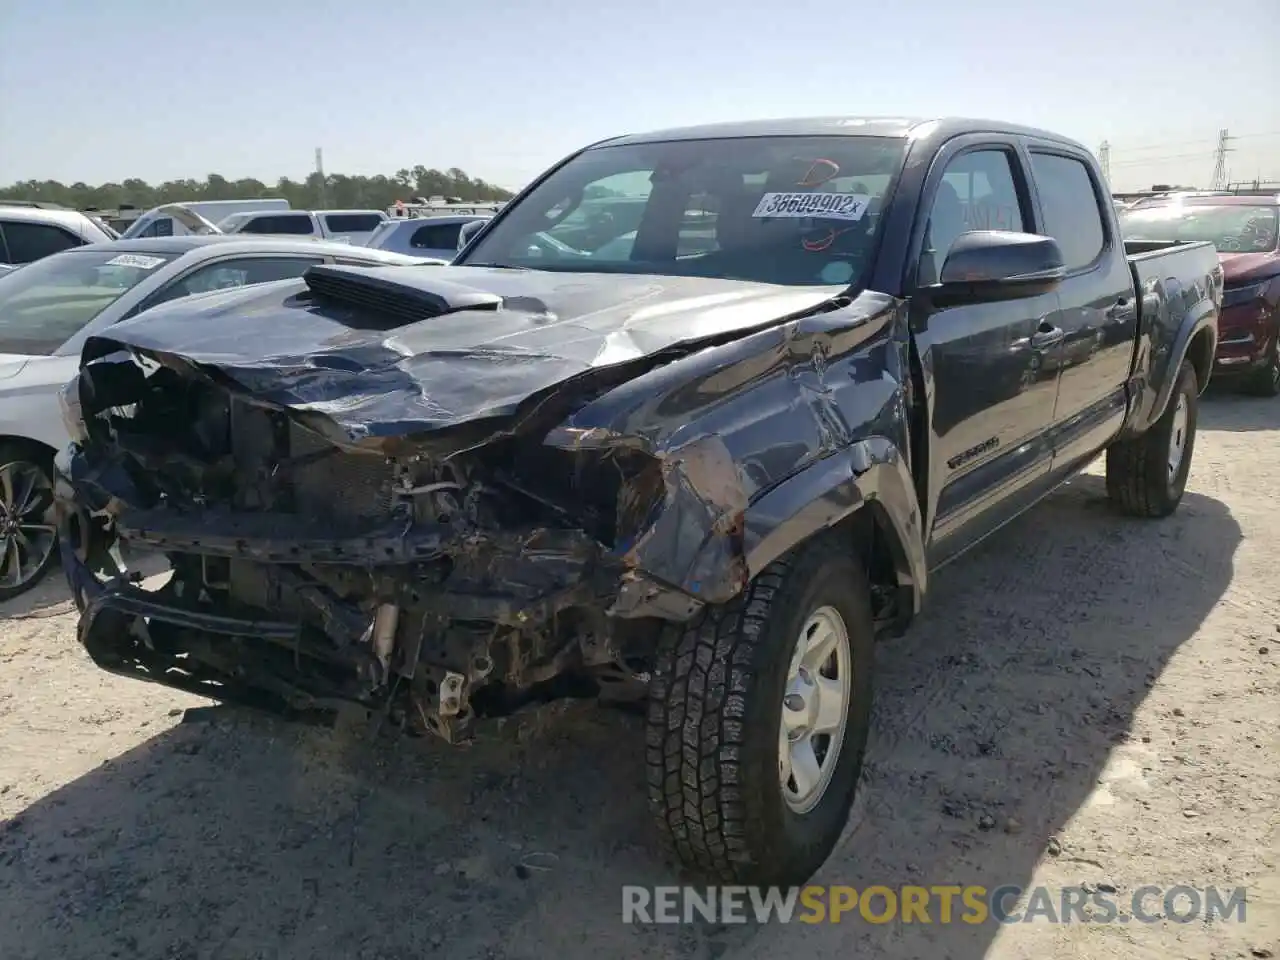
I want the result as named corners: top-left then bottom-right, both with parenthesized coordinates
top-left (1122, 238), bottom-right (1222, 418)
top-left (1125, 238), bottom-right (1221, 316)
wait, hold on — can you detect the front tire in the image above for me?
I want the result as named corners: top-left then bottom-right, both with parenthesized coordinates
top-left (1249, 338), bottom-right (1280, 398)
top-left (1106, 359), bottom-right (1199, 518)
top-left (645, 537), bottom-right (875, 885)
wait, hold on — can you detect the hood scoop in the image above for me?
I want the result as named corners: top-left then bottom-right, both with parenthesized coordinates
top-left (303, 263), bottom-right (503, 328)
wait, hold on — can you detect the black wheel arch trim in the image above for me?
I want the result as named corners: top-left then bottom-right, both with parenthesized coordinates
top-left (1121, 312), bottom-right (1216, 440)
top-left (734, 437), bottom-right (927, 617)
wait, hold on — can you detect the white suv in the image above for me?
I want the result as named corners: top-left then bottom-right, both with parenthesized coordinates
top-left (0, 204), bottom-right (116, 266)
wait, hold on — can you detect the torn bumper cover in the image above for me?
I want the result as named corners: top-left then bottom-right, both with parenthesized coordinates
top-left (54, 268), bottom-right (908, 740)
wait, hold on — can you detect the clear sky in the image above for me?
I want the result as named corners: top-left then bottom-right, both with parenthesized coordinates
top-left (1, 0), bottom-right (1276, 193)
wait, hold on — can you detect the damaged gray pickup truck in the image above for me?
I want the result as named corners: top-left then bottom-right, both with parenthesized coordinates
top-left (52, 116), bottom-right (1221, 885)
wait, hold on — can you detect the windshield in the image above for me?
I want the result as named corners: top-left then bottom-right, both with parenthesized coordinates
top-left (1119, 203), bottom-right (1279, 253)
top-left (0, 248), bottom-right (178, 355)
top-left (459, 135), bottom-right (908, 287)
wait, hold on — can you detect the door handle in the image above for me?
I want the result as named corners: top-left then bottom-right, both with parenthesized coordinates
top-left (1106, 297), bottom-right (1134, 320)
top-left (1031, 322), bottom-right (1065, 349)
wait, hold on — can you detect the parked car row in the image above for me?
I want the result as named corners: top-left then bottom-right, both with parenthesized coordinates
top-left (37, 115), bottom-right (1225, 888)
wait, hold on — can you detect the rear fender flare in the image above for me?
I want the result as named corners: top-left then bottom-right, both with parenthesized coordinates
top-left (738, 437), bottom-right (927, 614)
top-left (1121, 297), bottom-right (1217, 439)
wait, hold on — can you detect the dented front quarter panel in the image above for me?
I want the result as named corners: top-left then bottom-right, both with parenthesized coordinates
top-left (542, 290), bottom-right (924, 617)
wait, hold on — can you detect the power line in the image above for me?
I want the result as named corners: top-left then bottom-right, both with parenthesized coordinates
top-left (1109, 151), bottom-right (1218, 167)
top-left (1104, 130), bottom-right (1279, 154)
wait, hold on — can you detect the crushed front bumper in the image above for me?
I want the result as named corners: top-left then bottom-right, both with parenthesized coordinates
top-left (51, 440), bottom-right (663, 737)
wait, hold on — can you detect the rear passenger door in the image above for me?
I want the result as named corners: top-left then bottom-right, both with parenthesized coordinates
top-left (909, 138), bottom-right (1064, 564)
top-left (1025, 148), bottom-right (1138, 473)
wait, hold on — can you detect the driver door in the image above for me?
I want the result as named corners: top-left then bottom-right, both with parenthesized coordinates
top-left (908, 139), bottom-right (1064, 566)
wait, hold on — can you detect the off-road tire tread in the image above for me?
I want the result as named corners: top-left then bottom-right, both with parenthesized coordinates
top-left (1106, 361), bottom-right (1197, 519)
top-left (645, 536), bottom-right (866, 883)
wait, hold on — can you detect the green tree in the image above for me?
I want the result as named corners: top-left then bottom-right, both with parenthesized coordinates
top-left (0, 167), bottom-right (514, 211)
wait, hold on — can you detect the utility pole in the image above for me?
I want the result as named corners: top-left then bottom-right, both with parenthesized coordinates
top-left (1210, 129), bottom-right (1231, 190)
top-left (315, 147), bottom-right (328, 207)
top-left (1098, 141), bottom-right (1111, 186)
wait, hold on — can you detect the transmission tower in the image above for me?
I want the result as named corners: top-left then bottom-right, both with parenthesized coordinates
top-left (1210, 129), bottom-right (1231, 190)
top-left (1098, 141), bottom-right (1111, 185)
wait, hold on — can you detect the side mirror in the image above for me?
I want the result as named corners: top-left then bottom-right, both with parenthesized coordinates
top-left (930, 230), bottom-right (1066, 307)
top-left (457, 219), bottom-right (487, 251)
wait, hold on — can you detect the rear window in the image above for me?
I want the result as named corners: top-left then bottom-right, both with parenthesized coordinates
top-left (459, 135), bottom-right (907, 287)
top-left (238, 214), bottom-right (315, 236)
top-left (323, 213), bottom-right (384, 233)
top-left (410, 221), bottom-right (465, 250)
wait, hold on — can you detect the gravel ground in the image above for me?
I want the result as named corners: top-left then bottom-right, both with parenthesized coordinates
top-left (1, 392), bottom-right (1277, 960)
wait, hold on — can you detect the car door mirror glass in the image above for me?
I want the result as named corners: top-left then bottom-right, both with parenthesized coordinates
top-left (933, 230), bottom-right (1065, 306)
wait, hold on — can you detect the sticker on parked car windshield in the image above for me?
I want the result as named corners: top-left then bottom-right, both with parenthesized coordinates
top-left (752, 192), bottom-right (871, 221)
top-left (103, 254), bottom-right (167, 270)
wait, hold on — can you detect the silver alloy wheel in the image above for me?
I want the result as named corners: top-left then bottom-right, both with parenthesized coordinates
top-left (0, 460), bottom-right (57, 593)
top-left (1167, 393), bottom-right (1189, 483)
top-left (779, 605), bottom-right (853, 814)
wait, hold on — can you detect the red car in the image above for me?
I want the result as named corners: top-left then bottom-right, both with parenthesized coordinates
top-left (1121, 195), bottom-right (1280, 395)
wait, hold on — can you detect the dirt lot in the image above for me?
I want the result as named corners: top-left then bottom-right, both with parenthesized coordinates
top-left (1, 393), bottom-right (1277, 960)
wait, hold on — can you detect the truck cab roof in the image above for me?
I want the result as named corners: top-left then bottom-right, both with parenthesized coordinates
top-left (601, 116), bottom-right (1089, 152)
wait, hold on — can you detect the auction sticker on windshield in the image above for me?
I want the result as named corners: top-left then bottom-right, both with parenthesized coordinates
top-left (104, 254), bottom-right (167, 270)
top-left (753, 192), bottom-right (871, 221)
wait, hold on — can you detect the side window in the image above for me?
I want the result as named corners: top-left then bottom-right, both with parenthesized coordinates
top-left (324, 213), bottom-right (384, 234)
top-left (239, 214), bottom-right (315, 236)
top-left (1029, 152), bottom-right (1106, 270)
top-left (137, 218), bottom-right (174, 238)
top-left (410, 222), bottom-right (463, 250)
top-left (0, 221), bottom-right (84, 264)
top-left (147, 256), bottom-right (323, 307)
top-left (921, 149), bottom-right (1026, 284)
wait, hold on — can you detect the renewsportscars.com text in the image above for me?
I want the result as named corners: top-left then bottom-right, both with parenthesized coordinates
top-left (621, 884), bottom-right (1248, 925)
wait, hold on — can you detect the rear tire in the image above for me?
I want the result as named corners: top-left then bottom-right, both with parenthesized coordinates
top-left (1105, 360), bottom-right (1199, 518)
top-left (645, 536), bottom-right (875, 886)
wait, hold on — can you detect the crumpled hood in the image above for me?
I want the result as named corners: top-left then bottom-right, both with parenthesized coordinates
top-left (1219, 251), bottom-right (1280, 286)
top-left (83, 266), bottom-right (850, 444)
